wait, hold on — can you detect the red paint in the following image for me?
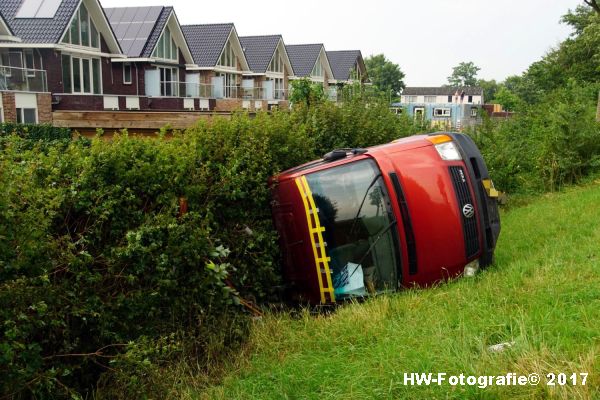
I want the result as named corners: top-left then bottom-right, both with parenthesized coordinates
top-left (269, 133), bottom-right (500, 304)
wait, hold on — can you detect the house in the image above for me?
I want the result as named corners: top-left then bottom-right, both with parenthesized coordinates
top-left (395, 86), bottom-right (485, 130)
top-left (0, 0), bottom-right (123, 123)
top-left (326, 49), bottom-right (367, 100)
top-left (104, 6), bottom-right (199, 111)
top-left (182, 23), bottom-right (251, 111)
top-left (286, 43), bottom-right (333, 95)
top-left (239, 34), bottom-right (294, 110)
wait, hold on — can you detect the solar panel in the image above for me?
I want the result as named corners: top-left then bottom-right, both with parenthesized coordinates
top-left (15, 0), bottom-right (61, 18)
top-left (35, 0), bottom-right (62, 18)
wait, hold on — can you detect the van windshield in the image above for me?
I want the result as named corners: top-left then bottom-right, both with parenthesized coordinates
top-left (305, 159), bottom-right (399, 297)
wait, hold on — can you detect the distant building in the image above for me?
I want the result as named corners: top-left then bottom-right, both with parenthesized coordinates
top-left (394, 87), bottom-right (485, 130)
top-left (326, 50), bottom-right (367, 101)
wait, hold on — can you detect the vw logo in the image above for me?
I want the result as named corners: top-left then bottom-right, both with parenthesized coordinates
top-left (462, 204), bottom-right (475, 218)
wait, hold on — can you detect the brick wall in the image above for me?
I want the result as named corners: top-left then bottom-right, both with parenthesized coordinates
top-left (36, 93), bottom-right (52, 123)
top-left (1, 92), bottom-right (16, 122)
top-left (214, 98), bottom-right (243, 112)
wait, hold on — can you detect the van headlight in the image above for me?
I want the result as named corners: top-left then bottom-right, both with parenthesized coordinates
top-left (434, 141), bottom-right (462, 160)
top-left (426, 134), bottom-right (462, 161)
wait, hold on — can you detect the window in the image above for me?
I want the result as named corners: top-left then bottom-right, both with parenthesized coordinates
top-left (311, 59), bottom-right (323, 78)
top-left (304, 159), bottom-right (399, 297)
top-left (470, 107), bottom-right (478, 117)
top-left (424, 96), bottom-right (436, 103)
top-left (17, 108), bottom-right (37, 124)
top-left (217, 72), bottom-right (237, 98)
top-left (159, 66), bottom-right (178, 96)
top-left (405, 95), bottom-right (417, 103)
top-left (123, 63), bottom-right (132, 84)
top-left (349, 63), bottom-right (361, 81)
top-left (218, 40), bottom-right (237, 68)
top-left (152, 26), bottom-right (178, 61)
top-left (61, 54), bottom-right (102, 94)
top-left (61, 4), bottom-right (100, 48)
top-left (24, 50), bottom-right (35, 77)
top-left (433, 108), bottom-right (451, 117)
top-left (447, 95), bottom-right (452, 102)
top-left (267, 48), bottom-right (283, 73)
top-left (468, 95), bottom-right (473, 103)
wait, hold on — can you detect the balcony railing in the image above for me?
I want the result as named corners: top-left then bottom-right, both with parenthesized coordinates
top-left (0, 66), bottom-right (47, 92)
top-left (151, 81), bottom-right (288, 101)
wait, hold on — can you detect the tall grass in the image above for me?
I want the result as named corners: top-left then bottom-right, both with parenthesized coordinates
top-left (187, 181), bottom-right (600, 399)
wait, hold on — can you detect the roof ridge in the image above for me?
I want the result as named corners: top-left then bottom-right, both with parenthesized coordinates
top-left (240, 34), bottom-right (282, 39)
top-left (182, 22), bottom-right (234, 27)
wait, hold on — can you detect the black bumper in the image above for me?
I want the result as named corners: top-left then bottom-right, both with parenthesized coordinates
top-left (448, 133), bottom-right (501, 267)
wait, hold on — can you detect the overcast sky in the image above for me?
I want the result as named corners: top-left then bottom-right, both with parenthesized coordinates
top-left (100, 0), bottom-right (583, 86)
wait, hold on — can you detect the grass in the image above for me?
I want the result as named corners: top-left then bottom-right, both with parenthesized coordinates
top-left (178, 182), bottom-right (600, 399)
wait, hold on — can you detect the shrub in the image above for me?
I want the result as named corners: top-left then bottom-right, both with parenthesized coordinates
top-left (0, 100), bottom-right (420, 397)
top-left (467, 82), bottom-right (600, 193)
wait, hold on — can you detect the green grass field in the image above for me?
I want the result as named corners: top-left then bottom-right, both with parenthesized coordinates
top-left (187, 182), bottom-right (600, 399)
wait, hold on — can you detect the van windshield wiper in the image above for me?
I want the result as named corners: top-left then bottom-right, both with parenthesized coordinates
top-left (349, 173), bottom-right (382, 235)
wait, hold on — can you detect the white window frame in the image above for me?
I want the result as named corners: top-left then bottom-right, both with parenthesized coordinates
top-left (123, 63), bottom-right (132, 84)
top-left (16, 107), bottom-right (38, 124)
top-left (159, 66), bottom-right (178, 97)
top-left (267, 48), bottom-right (283, 73)
top-left (218, 40), bottom-right (237, 68)
top-left (61, 3), bottom-right (101, 49)
top-left (152, 26), bottom-right (178, 62)
top-left (433, 108), bottom-right (451, 117)
top-left (62, 54), bottom-right (102, 95)
top-left (424, 96), bottom-right (436, 103)
top-left (311, 59), bottom-right (323, 78)
top-left (470, 107), bottom-right (478, 117)
top-left (405, 95), bottom-right (418, 103)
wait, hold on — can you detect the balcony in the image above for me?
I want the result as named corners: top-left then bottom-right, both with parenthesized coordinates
top-left (0, 66), bottom-right (47, 92)
top-left (149, 81), bottom-right (288, 101)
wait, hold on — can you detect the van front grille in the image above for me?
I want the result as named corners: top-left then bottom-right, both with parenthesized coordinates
top-left (449, 166), bottom-right (480, 259)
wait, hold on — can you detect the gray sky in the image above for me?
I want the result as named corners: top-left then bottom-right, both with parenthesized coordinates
top-left (100, 0), bottom-right (583, 86)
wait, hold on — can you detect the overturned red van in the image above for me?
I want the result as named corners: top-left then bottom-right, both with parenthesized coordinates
top-left (269, 132), bottom-right (500, 304)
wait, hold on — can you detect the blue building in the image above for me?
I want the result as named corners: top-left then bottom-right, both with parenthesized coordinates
top-left (391, 87), bottom-right (484, 130)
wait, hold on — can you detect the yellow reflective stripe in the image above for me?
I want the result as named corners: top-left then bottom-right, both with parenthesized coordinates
top-left (295, 176), bottom-right (335, 303)
top-left (482, 179), bottom-right (499, 198)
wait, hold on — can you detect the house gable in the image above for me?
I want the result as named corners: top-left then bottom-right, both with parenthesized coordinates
top-left (286, 44), bottom-right (331, 80)
top-left (182, 23), bottom-right (249, 71)
top-left (327, 50), bottom-right (367, 82)
top-left (146, 9), bottom-right (194, 64)
top-left (0, 0), bottom-right (121, 54)
top-left (239, 35), bottom-right (293, 76)
top-left (106, 6), bottom-right (193, 64)
top-left (311, 46), bottom-right (333, 81)
top-left (0, 10), bottom-right (16, 39)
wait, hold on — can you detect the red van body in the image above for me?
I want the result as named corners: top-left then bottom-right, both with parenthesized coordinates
top-left (269, 132), bottom-right (500, 304)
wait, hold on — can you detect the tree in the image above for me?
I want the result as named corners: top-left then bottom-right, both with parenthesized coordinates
top-left (492, 86), bottom-right (522, 111)
top-left (447, 62), bottom-right (481, 87)
top-left (477, 79), bottom-right (500, 103)
top-left (289, 78), bottom-right (325, 106)
top-left (583, 0), bottom-right (600, 15)
top-left (364, 54), bottom-right (405, 99)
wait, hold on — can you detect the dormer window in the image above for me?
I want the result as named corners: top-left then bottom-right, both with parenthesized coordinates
top-left (152, 26), bottom-right (178, 61)
top-left (61, 4), bottom-right (100, 49)
top-left (218, 40), bottom-right (237, 68)
top-left (267, 48), bottom-right (283, 73)
top-left (311, 59), bottom-right (323, 78)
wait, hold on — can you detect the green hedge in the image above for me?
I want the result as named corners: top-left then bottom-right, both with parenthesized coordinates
top-left (0, 123), bottom-right (71, 141)
top-left (467, 82), bottom-right (600, 193)
top-left (0, 99), bottom-right (420, 398)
